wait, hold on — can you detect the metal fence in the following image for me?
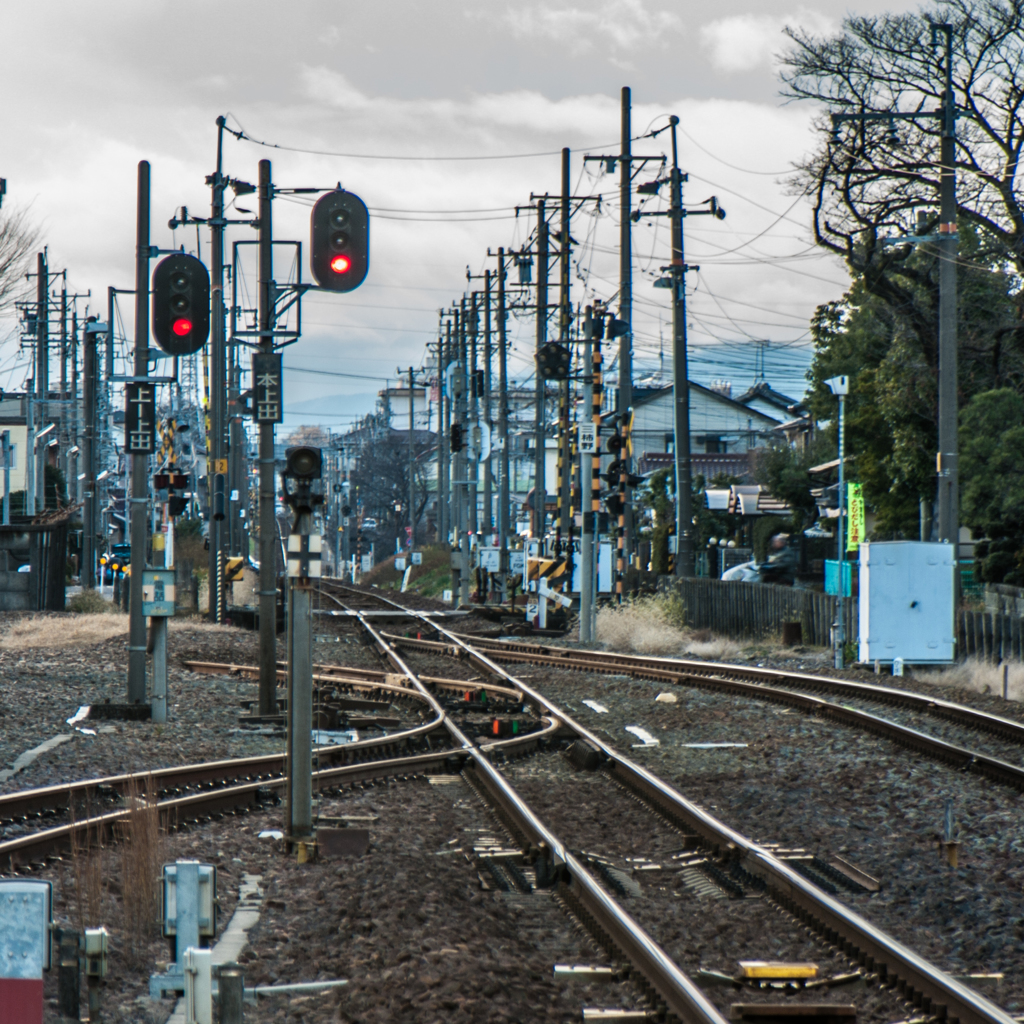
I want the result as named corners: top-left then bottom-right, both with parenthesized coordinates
top-left (664, 576), bottom-right (855, 648)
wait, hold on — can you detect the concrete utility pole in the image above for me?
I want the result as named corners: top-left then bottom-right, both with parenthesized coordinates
top-left (468, 293), bottom-right (479, 539)
top-left (127, 161), bottom-right (150, 705)
top-left (208, 116), bottom-right (228, 623)
top-left (669, 118), bottom-right (693, 578)
top-left (935, 25), bottom-right (959, 556)
top-left (257, 158), bottom-right (277, 716)
top-left (82, 320), bottom-right (98, 587)
top-left (408, 365), bottom-right (415, 548)
top-left (36, 251), bottom-right (48, 512)
top-left (457, 302), bottom-right (470, 606)
top-left (496, 249), bottom-right (510, 600)
top-left (558, 147), bottom-right (572, 543)
top-left (619, 88), bottom-right (634, 570)
top-left (829, 25), bottom-right (959, 558)
top-left (439, 317), bottom-right (450, 546)
top-left (533, 200), bottom-right (548, 541)
top-left (483, 270), bottom-right (493, 540)
top-left (580, 306), bottom-right (595, 641)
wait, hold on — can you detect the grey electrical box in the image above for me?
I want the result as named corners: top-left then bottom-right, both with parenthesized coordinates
top-left (0, 879), bottom-right (51, 975)
top-left (161, 863), bottom-right (217, 938)
top-left (859, 541), bottom-right (956, 664)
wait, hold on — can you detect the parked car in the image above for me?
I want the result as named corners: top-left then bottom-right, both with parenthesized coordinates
top-left (361, 517), bottom-right (378, 532)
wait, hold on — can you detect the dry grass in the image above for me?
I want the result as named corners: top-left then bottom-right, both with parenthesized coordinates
top-left (67, 588), bottom-right (119, 614)
top-left (0, 612), bottom-right (128, 650)
top-left (0, 610), bottom-right (242, 651)
top-left (917, 658), bottom-right (1024, 702)
top-left (167, 617), bottom-right (239, 635)
top-left (69, 797), bottom-right (107, 934)
top-left (116, 775), bottom-right (163, 964)
top-left (595, 597), bottom-right (747, 660)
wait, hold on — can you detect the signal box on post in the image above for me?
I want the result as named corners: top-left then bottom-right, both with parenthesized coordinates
top-left (152, 254), bottom-right (210, 356)
top-left (311, 191), bottom-right (369, 291)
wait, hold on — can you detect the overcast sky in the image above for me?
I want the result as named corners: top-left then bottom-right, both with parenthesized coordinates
top-left (0, 0), bottom-right (921, 432)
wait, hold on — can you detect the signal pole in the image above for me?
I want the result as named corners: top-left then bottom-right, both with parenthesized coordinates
top-left (208, 117), bottom-right (228, 623)
top-left (127, 161), bottom-right (151, 705)
top-left (257, 159), bottom-right (277, 716)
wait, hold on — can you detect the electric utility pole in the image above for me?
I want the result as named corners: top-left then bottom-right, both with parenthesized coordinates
top-left (439, 316), bottom-right (450, 546)
top-left (257, 159), bottom-right (277, 716)
top-left (483, 271), bottom-right (493, 541)
top-left (127, 161), bottom-right (151, 705)
top-left (34, 252), bottom-right (49, 513)
top-left (408, 365), bottom-right (415, 548)
top-left (558, 147), bottom-right (572, 542)
top-left (534, 200), bottom-right (548, 540)
top-left (584, 88), bottom-right (665, 584)
top-left (831, 24), bottom-right (959, 556)
top-left (496, 249), bottom-right (510, 599)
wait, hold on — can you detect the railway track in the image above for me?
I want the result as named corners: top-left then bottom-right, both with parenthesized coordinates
top-left (316, 581), bottom-right (1019, 1024)
top-left (2, 580), bottom-right (1017, 1024)
top-left (376, 632), bottom-right (1024, 792)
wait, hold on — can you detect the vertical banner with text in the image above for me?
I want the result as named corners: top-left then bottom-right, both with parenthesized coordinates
top-left (847, 482), bottom-right (866, 551)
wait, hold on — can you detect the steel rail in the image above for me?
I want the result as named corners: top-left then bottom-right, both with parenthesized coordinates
top-left (323, 590), bottom-right (732, 1024)
top-left (0, 671), bottom-right (447, 824)
top-left (330, 586), bottom-right (1016, 1024)
top-left (438, 631), bottom-right (1024, 746)
top-left (0, 702), bottom-right (555, 874)
top-left (380, 631), bottom-right (1024, 793)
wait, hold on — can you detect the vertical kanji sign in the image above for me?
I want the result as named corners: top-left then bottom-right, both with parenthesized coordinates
top-left (125, 382), bottom-right (156, 453)
top-left (847, 482), bottom-right (866, 551)
top-left (252, 352), bottom-right (283, 424)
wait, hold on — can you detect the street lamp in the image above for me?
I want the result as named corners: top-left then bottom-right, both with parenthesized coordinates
top-left (826, 375), bottom-right (849, 669)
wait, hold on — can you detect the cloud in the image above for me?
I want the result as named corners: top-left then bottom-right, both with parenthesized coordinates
top-left (490, 0), bottom-right (682, 56)
top-left (699, 10), bottom-right (836, 74)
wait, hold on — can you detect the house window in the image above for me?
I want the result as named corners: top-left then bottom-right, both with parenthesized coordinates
top-left (664, 433), bottom-right (674, 454)
top-left (704, 436), bottom-right (724, 454)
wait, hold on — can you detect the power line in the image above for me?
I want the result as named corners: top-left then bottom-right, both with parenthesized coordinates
top-left (226, 112), bottom-right (619, 163)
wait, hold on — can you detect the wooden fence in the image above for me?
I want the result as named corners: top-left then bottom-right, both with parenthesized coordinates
top-left (665, 577), bottom-right (855, 648)
top-left (958, 609), bottom-right (1024, 662)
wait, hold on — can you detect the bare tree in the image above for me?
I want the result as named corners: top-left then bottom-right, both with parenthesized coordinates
top-left (780, 1), bottom-right (1024, 373)
top-left (0, 206), bottom-right (40, 313)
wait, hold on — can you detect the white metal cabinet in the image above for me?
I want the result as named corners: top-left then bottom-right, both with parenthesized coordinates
top-left (859, 541), bottom-right (956, 663)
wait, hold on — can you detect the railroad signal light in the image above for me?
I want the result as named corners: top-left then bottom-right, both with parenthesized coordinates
top-left (536, 342), bottom-right (571, 381)
top-left (152, 253), bottom-right (210, 356)
top-left (311, 190), bottom-right (369, 292)
top-left (450, 422), bottom-right (464, 453)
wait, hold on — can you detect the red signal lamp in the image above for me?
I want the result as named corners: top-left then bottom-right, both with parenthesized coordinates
top-left (330, 254), bottom-right (351, 274)
top-left (172, 318), bottom-right (193, 336)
